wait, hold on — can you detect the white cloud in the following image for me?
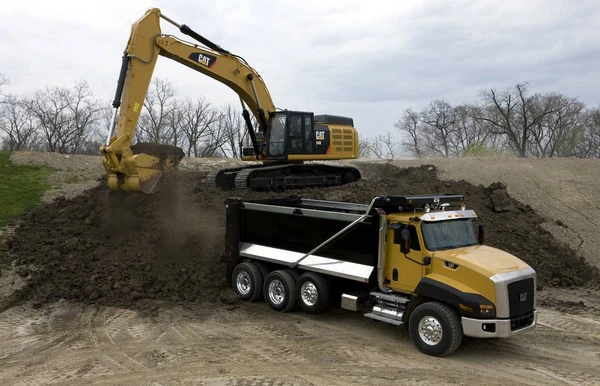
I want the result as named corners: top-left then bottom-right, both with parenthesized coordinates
top-left (1, 0), bottom-right (598, 137)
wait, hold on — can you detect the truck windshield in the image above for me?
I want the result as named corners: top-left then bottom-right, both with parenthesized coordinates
top-left (421, 218), bottom-right (478, 251)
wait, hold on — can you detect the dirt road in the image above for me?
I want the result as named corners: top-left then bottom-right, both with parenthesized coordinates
top-left (1, 295), bottom-right (599, 386)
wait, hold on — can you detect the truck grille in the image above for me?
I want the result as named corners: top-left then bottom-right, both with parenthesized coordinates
top-left (507, 278), bottom-right (534, 317)
top-left (511, 312), bottom-right (535, 331)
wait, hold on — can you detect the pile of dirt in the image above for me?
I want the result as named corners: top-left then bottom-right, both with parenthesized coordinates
top-left (3, 164), bottom-right (598, 310)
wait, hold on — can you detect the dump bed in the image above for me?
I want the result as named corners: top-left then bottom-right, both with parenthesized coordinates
top-left (223, 196), bottom-right (381, 283)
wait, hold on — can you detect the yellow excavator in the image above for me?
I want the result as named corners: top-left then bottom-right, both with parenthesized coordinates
top-left (100, 8), bottom-right (361, 193)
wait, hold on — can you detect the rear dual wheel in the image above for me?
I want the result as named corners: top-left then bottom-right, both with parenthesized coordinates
top-left (263, 270), bottom-right (297, 313)
top-left (232, 263), bottom-right (331, 315)
top-left (232, 262), bottom-right (263, 302)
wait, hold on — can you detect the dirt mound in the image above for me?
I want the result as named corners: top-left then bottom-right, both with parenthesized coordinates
top-left (3, 164), bottom-right (598, 310)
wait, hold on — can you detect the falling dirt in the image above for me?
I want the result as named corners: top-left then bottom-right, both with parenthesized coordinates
top-left (3, 163), bottom-right (598, 312)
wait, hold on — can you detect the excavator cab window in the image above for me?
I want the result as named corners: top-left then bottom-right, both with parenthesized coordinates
top-left (288, 114), bottom-right (305, 154)
top-left (268, 111), bottom-right (316, 157)
top-left (287, 112), bottom-right (315, 155)
top-left (268, 113), bottom-right (286, 156)
top-left (304, 115), bottom-right (315, 153)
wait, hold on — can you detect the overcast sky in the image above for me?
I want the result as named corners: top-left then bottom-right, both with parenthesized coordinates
top-left (1, 0), bottom-right (599, 136)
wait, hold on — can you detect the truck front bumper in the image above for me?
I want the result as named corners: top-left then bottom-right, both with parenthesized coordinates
top-left (462, 311), bottom-right (537, 338)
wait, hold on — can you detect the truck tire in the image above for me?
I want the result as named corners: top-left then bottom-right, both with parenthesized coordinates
top-left (263, 270), bottom-right (297, 312)
top-left (254, 261), bottom-right (270, 282)
top-left (296, 272), bottom-right (330, 314)
top-left (285, 268), bottom-right (301, 282)
top-left (232, 262), bottom-right (263, 302)
top-left (408, 301), bottom-right (463, 357)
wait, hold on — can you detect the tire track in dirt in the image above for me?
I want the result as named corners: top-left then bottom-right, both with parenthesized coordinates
top-left (2, 301), bottom-right (600, 386)
top-left (537, 308), bottom-right (600, 342)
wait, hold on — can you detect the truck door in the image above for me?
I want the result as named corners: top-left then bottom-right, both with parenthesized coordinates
top-left (385, 224), bottom-right (425, 293)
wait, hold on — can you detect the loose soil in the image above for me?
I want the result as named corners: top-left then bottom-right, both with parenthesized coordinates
top-left (2, 163), bottom-right (597, 312)
top-left (2, 154), bottom-right (600, 385)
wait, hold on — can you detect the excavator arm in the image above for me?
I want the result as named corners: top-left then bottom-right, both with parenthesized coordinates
top-left (100, 8), bottom-right (275, 192)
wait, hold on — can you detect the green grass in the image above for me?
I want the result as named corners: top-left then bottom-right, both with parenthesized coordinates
top-left (0, 152), bottom-right (53, 228)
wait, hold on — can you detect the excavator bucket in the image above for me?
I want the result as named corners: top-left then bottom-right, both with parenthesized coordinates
top-left (103, 143), bottom-right (185, 194)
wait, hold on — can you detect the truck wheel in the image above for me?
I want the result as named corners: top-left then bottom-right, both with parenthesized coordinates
top-left (408, 301), bottom-right (463, 357)
top-left (232, 262), bottom-right (263, 302)
top-left (254, 261), bottom-right (270, 282)
top-left (263, 270), bottom-right (297, 312)
top-left (296, 272), bottom-right (330, 314)
top-left (285, 268), bottom-right (301, 282)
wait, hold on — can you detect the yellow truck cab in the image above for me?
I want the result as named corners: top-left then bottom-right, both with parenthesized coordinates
top-left (223, 194), bottom-right (537, 356)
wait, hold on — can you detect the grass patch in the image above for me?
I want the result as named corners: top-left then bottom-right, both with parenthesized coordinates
top-left (0, 152), bottom-right (53, 228)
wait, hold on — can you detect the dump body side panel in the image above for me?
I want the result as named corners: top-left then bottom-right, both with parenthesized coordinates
top-left (223, 197), bottom-right (381, 285)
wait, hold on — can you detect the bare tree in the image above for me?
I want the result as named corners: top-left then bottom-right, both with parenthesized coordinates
top-left (217, 104), bottom-right (245, 158)
top-left (453, 104), bottom-right (501, 153)
top-left (67, 81), bottom-right (103, 153)
top-left (529, 93), bottom-right (585, 157)
top-left (357, 137), bottom-right (372, 158)
top-left (137, 78), bottom-right (177, 144)
top-left (394, 108), bottom-right (423, 157)
top-left (575, 107), bottom-right (600, 158)
top-left (477, 84), bottom-right (571, 157)
top-left (367, 132), bottom-right (399, 160)
top-left (420, 99), bottom-right (457, 157)
top-left (22, 86), bottom-right (72, 152)
top-left (0, 94), bottom-right (39, 151)
top-left (21, 82), bottom-right (102, 153)
top-left (178, 97), bottom-right (220, 157)
top-left (0, 74), bottom-right (8, 96)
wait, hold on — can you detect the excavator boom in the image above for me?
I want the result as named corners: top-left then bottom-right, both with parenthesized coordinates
top-left (100, 8), bottom-right (275, 192)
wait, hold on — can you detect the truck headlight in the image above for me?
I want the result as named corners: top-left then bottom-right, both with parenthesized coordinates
top-left (480, 304), bottom-right (495, 317)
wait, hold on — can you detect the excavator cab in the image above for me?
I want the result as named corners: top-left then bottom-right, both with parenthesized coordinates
top-left (241, 110), bottom-right (355, 161)
top-left (265, 111), bottom-right (314, 159)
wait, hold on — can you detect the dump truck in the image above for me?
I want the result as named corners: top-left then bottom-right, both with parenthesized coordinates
top-left (222, 194), bottom-right (537, 356)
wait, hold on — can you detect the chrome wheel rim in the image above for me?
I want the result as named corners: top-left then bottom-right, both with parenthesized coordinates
top-left (418, 316), bottom-right (443, 345)
top-left (236, 271), bottom-right (251, 295)
top-left (268, 279), bottom-right (286, 305)
top-left (300, 282), bottom-right (318, 306)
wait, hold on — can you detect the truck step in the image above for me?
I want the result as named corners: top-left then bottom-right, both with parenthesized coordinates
top-left (364, 313), bottom-right (404, 326)
top-left (370, 291), bottom-right (410, 304)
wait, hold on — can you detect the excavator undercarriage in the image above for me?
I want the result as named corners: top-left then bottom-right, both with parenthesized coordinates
top-left (204, 163), bottom-right (361, 191)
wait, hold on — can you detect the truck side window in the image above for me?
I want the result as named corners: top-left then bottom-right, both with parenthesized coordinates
top-left (394, 225), bottom-right (421, 251)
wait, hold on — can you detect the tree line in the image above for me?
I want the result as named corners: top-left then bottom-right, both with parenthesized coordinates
top-left (0, 75), bottom-right (247, 157)
top-left (363, 83), bottom-right (600, 159)
top-left (2, 74), bottom-right (598, 159)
